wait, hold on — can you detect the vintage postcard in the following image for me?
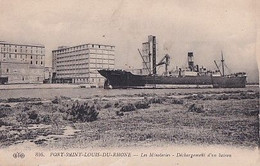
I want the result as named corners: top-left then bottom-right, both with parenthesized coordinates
top-left (0, 0), bottom-right (259, 166)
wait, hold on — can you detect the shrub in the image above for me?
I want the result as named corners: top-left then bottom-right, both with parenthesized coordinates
top-left (217, 94), bottom-right (229, 100)
top-left (52, 97), bottom-right (61, 104)
top-left (120, 103), bottom-right (136, 112)
top-left (0, 119), bottom-right (4, 127)
top-left (116, 111), bottom-right (124, 116)
top-left (185, 94), bottom-right (205, 100)
top-left (114, 101), bottom-right (124, 108)
top-left (0, 106), bottom-right (12, 117)
top-left (34, 139), bottom-right (47, 145)
top-left (0, 112), bottom-right (7, 118)
top-left (28, 111), bottom-right (38, 120)
top-left (67, 102), bottom-right (99, 122)
top-left (23, 106), bottom-right (30, 111)
top-left (60, 96), bottom-right (71, 100)
top-left (169, 99), bottom-right (184, 104)
top-left (41, 114), bottom-right (51, 123)
top-left (0, 104), bottom-right (11, 107)
top-left (187, 104), bottom-right (204, 113)
top-left (134, 101), bottom-right (150, 109)
top-left (7, 97), bottom-right (41, 103)
top-left (244, 110), bottom-right (259, 116)
top-left (16, 112), bottom-right (29, 125)
top-left (148, 97), bottom-right (165, 104)
top-left (32, 102), bottom-right (43, 105)
top-left (104, 102), bottom-right (112, 108)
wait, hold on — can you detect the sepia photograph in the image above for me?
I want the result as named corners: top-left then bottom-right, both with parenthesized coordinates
top-left (0, 0), bottom-right (259, 165)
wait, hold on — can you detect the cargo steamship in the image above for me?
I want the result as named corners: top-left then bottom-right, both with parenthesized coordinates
top-left (98, 36), bottom-right (246, 89)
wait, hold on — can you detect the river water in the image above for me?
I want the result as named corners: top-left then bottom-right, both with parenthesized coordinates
top-left (0, 85), bottom-right (258, 100)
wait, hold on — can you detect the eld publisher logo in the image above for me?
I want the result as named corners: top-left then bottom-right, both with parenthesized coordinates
top-left (13, 152), bottom-right (25, 159)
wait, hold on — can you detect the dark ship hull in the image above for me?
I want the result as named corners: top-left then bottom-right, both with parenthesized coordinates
top-left (212, 75), bottom-right (247, 88)
top-left (98, 70), bottom-right (247, 89)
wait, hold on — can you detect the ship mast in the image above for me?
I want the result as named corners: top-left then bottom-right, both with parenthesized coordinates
top-left (221, 51), bottom-right (225, 76)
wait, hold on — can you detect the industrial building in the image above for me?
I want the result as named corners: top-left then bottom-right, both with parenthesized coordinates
top-left (141, 35), bottom-right (156, 75)
top-left (52, 44), bottom-right (115, 84)
top-left (0, 41), bottom-right (45, 84)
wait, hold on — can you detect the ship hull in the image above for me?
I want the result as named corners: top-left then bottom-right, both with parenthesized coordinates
top-left (212, 76), bottom-right (246, 88)
top-left (98, 70), bottom-right (246, 89)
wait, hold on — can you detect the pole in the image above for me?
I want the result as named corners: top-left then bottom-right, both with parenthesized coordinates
top-left (221, 51), bottom-right (224, 76)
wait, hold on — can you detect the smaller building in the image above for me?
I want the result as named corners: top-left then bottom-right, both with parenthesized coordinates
top-left (0, 41), bottom-right (45, 84)
top-left (43, 67), bottom-right (53, 83)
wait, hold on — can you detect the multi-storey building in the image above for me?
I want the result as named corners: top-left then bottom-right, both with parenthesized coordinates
top-left (0, 41), bottom-right (45, 84)
top-left (52, 44), bottom-right (115, 84)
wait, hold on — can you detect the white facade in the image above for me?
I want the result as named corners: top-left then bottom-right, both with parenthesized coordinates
top-left (0, 41), bottom-right (45, 83)
top-left (52, 44), bottom-right (115, 84)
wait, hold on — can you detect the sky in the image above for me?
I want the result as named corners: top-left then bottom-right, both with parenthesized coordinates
top-left (0, 0), bottom-right (258, 82)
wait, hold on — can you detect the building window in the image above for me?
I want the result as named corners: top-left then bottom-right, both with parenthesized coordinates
top-left (92, 44), bottom-right (94, 48)
top-left (36, 61), bottom-right (38, 64)
top-left (31, 61), bottom-right (32, 64)
top-left (15, 55), bottom-right (17, 58)
top-left (6, 69), bottom-right (9, 73)
top-left (31, 55), bottom-right (33, 59)
top-left (98, 45), bottom-right (100, 48)
top-left (41, 61), bottom-right (43, 65)
top-left (9, 54), bottom-right (11, 58)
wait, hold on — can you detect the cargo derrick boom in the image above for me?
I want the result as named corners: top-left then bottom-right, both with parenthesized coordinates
top-left (156, 54), bottom-right (170, 76)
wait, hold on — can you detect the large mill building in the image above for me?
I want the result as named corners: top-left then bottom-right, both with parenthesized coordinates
top-left (52, 43), bottom-right (115, 85)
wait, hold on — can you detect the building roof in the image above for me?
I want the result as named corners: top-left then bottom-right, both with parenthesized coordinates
top-left (52, 43), bottom-right (115, 52)
top-left (0, 41), bottom-right (45, 48)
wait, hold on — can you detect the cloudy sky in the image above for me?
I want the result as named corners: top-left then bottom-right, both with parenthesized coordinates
top-left (0, 0), bottom-right (258, 82)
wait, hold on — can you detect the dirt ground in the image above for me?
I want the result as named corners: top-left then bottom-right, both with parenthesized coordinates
top-left (0, 88), bottom-right (259, 149)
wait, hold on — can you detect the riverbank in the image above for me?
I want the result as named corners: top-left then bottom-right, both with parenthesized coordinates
top-left (0, 87), bottom-right (258, 149)
top-left (0, 83), bottom-right (101, 90)
top-left (0, 83), bottom-right (258, 90)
